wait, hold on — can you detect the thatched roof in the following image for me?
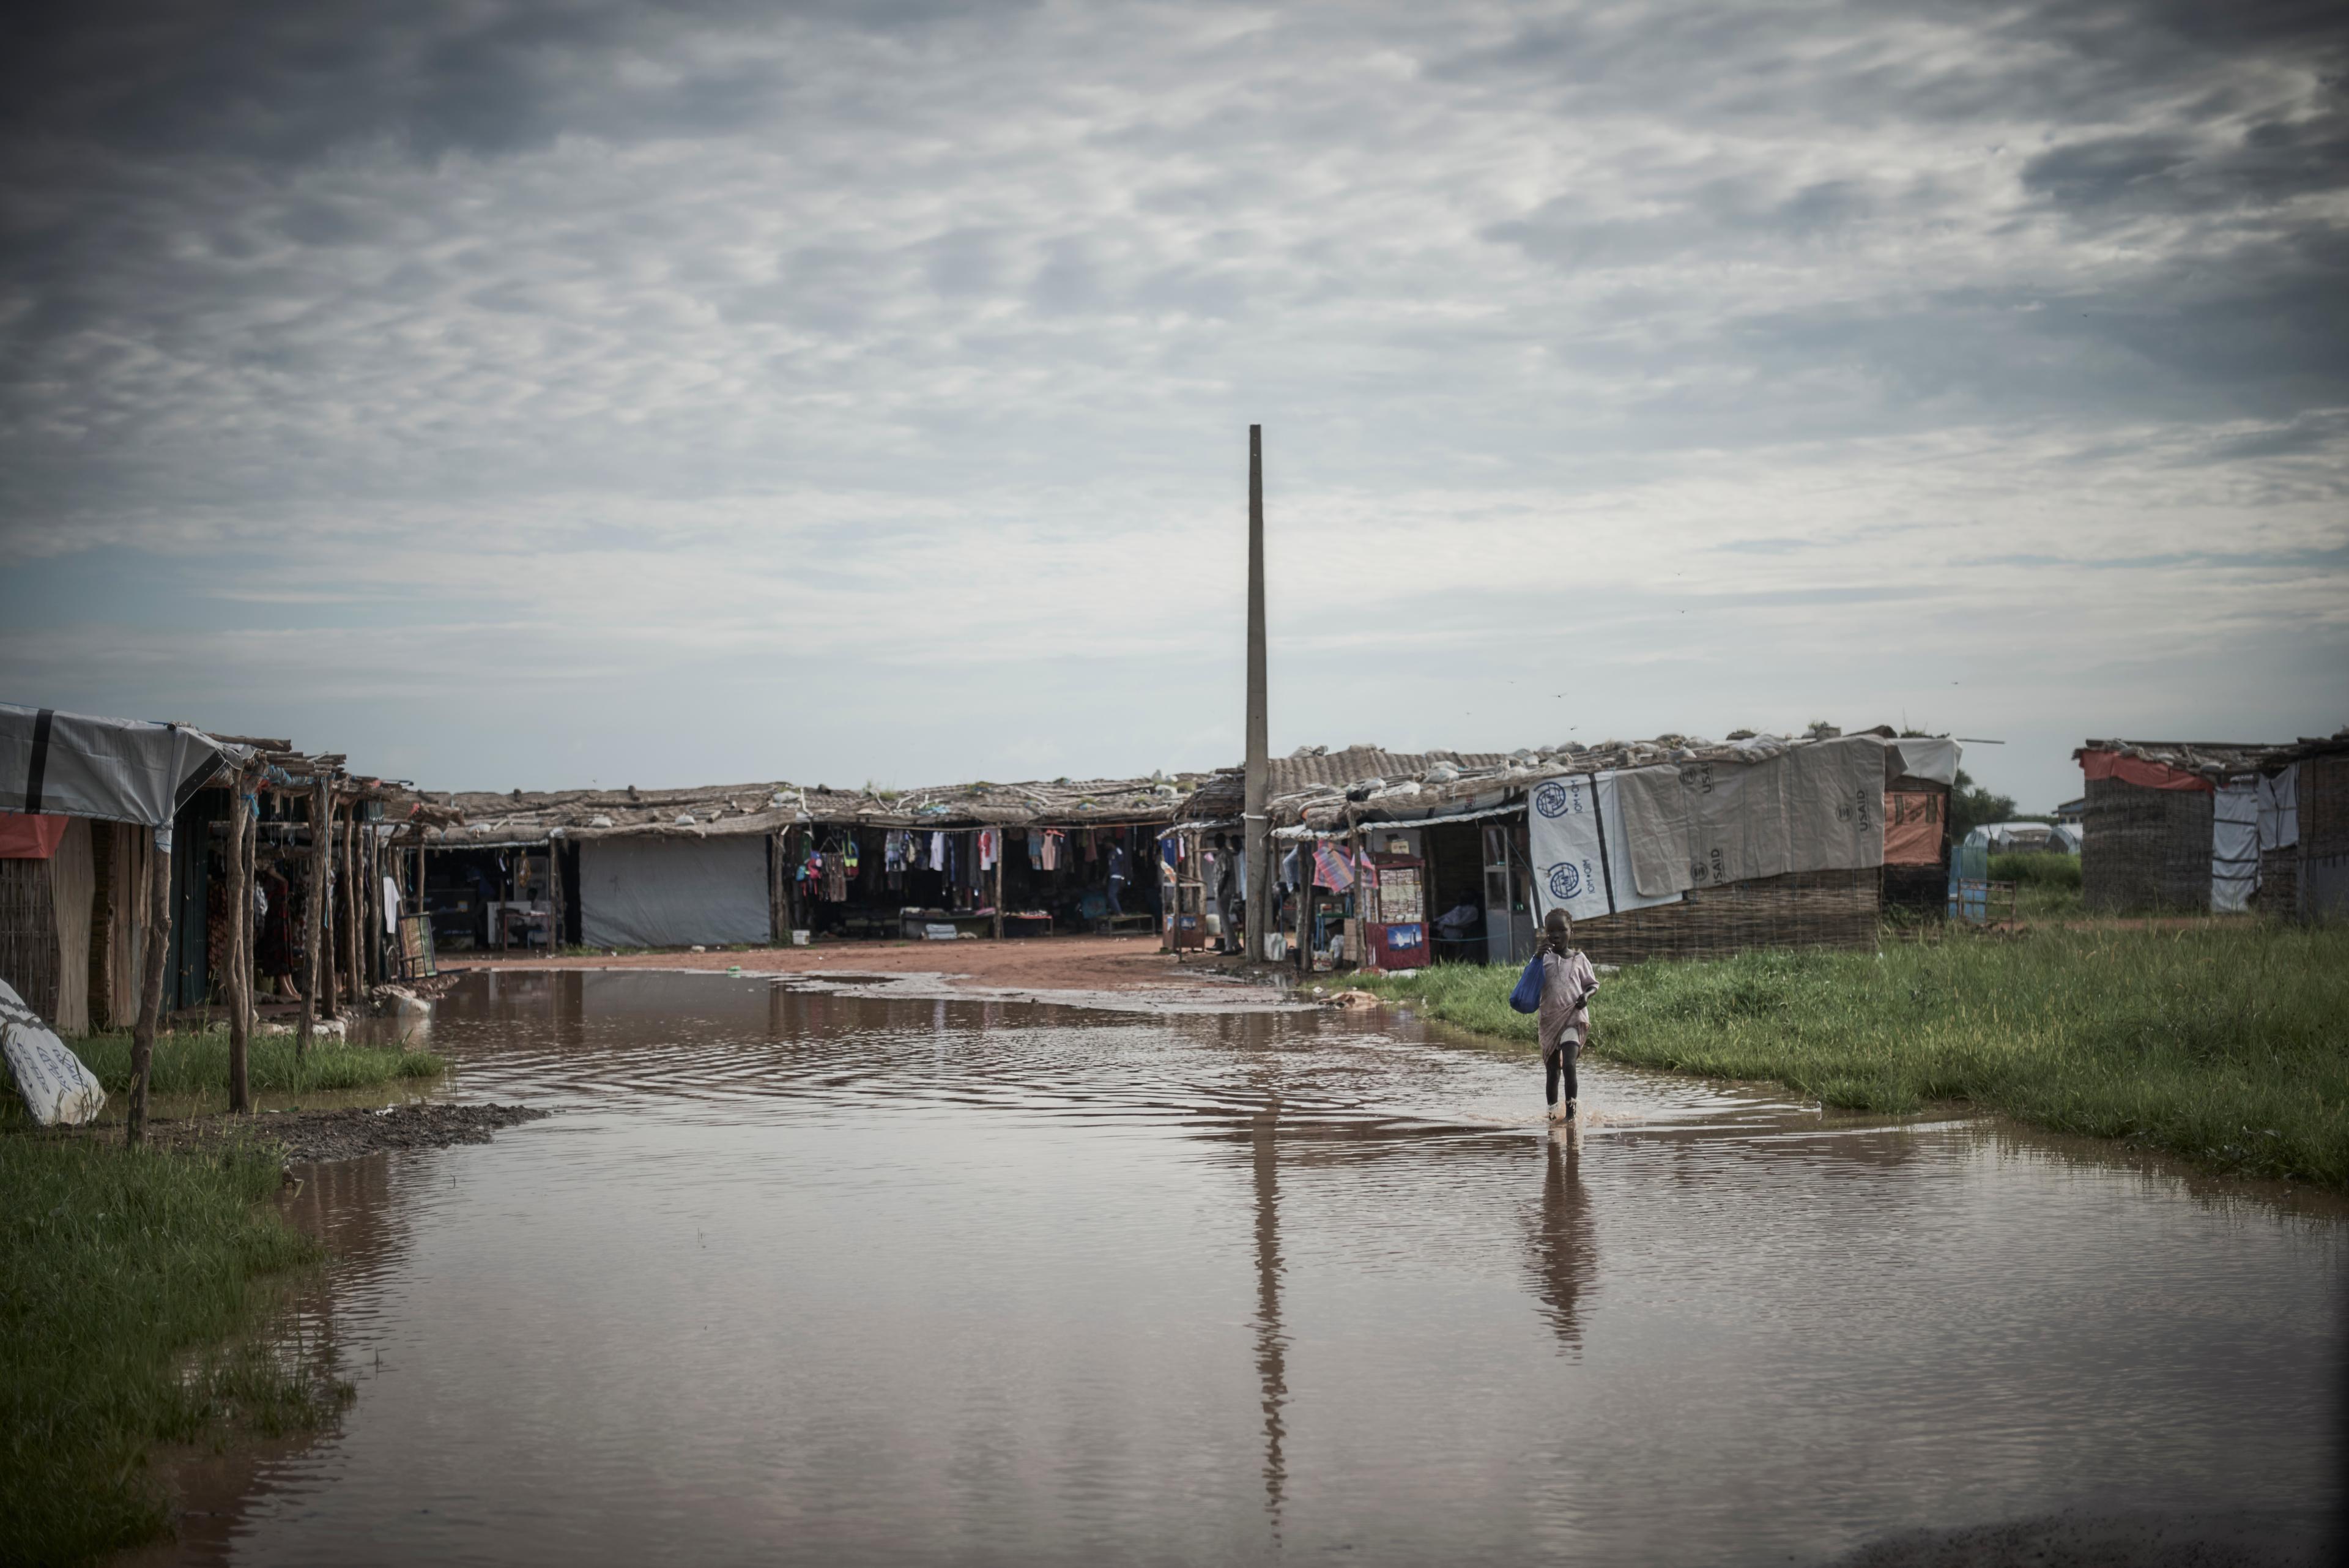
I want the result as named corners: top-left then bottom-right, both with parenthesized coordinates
top-left (1184, 726), bottom-right (1923, 834)
top-left (406, 773), bottom-right (1209, 846)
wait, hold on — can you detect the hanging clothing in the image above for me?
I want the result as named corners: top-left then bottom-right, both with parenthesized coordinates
top-left (978, 828), bottom-right (998, 870)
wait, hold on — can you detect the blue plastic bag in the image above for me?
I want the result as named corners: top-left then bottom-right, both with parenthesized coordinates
top-left (1508, 953), bottom-right (1545, 1014)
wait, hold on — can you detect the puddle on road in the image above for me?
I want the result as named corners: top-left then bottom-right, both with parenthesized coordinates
top-left (139, 968), bottom-right (2345, 1567)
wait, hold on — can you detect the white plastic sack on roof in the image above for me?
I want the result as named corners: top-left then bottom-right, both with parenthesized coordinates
top-left (0, 978), bottom-right (106, 1127)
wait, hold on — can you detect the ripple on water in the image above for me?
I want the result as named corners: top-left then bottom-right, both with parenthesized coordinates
top-left (156, 968), bottom-right (2345, 1568)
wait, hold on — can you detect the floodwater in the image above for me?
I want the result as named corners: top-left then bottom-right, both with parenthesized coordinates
top-left (147, 970), bottom-right (2342, 1566)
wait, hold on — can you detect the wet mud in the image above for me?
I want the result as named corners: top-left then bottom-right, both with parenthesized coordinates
top-left (119, 1102), bottom-right (549, 1164)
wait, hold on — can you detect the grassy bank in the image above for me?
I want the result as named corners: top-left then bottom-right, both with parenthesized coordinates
top-left (0, 1135), bottom-right (350, 1565)
top-left (74, 1031), bottom-right (445, 1100)
top-left (1348, 923), bottom-right (2349, 1186)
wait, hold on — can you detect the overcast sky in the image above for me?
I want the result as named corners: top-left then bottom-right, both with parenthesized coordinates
top-left (2, 0), bottom-right (2343, 809)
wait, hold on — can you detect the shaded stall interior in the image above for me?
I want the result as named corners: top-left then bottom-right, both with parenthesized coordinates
top-left (787, 822), bottom-right (1164, 939)
top-left (419, 841), bottom-right (575, 951)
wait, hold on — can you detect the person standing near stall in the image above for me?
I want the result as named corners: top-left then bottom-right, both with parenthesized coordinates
top-left (1107, 839), bottom-right (1130, 916)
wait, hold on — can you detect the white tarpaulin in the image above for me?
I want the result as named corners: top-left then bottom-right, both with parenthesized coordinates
top-left (1614, 765), bottom-right (1691, 899)
top-left (0, 704), bottom-right (236, 827)
top-left (2213, 776), bottom-right (2260, 914)
top-left (579, 834), bottom-right (770, 949)
top-left (0, 978), bottom-right (106, 1126)
top-left (1612, 735), bottom-right (1888, 897)
top-left (1528, 772), bottom-right (1682, 922)
top-left (2258, 765), bottom-right (2298, 852)
top-left (1890, 736), bottom-right (1961, 786)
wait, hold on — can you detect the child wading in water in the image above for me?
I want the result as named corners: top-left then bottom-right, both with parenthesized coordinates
top-left (1537, 908), bottom-right (1598, 1123)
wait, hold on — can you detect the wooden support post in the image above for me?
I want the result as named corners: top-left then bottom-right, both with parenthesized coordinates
top-left (549, 836), bottom-right (566, 952)
top-left (299, 778), bottom-right (328, 1058)
top-left (126, 828), bottom-right (171, 1146)
top-left (1294, 839), bottom-right (1312, 972)
top-left (770, 832), bottom-right (789, 945)
top-left (226, 768), bottom-right (253, 1113)
top-left (366, 819), bottom-right (383, 984)
top-left (321, 800), bottom-right (341, 1019)
top-left (993, 830), bottom-right (1004, 940)
top-left (341, 803), bottom-right (361, 999)
top-left (1350, 824), bottom-right (1366, 970)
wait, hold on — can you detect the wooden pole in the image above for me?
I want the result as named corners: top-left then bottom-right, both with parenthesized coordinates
top-left (226, 768), bottom-right (253, 1113)
top-left (321, 798), bottom-right (341, 1019)
top-left (126, 828), bottom-right (171, 1146)
top-left (1244, 423), bottom-right (1272, 964)
top-left (549, 836), bottom-right (566, 952)
top-left (341, 802), bottom-right (360, 997)
top-left (768, 831), bottom-right (784, 946)
top-left (368, 818), bottom-right (384, 982)
top-left (1294, 838), bottom-right (1312, 972)
top-left (993, 829), bottom-right (1004, 940)
top-left (1349, 823), bottom-right (1366, 970)
top-left (299, 778), bottom-right (328, 1059)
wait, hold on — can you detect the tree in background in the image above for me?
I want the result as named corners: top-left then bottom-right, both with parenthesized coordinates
top-left (1948, 768), bottom-right (2019, 844)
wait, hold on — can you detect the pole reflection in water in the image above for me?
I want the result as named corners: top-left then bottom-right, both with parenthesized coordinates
top-left (156, 970), bottom-right (2345, 1568)
top-left (1250, 1096), bottom-right (1287, 1541)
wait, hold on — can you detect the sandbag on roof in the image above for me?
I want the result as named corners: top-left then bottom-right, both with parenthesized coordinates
top-left (0, 703), bottom-right (239, 828)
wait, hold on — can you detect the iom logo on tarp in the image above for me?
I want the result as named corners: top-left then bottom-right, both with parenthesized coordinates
top-left (1548, 862), bottom-right (1581, 900)
top-left (1534, 782), bottom-right (1572, 819)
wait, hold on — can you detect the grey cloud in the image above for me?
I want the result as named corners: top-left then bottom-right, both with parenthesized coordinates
top-left (0, 0), bottom-right (2342, 797)
top-left (1029, 241), bottom-right (1104, 316)
top-left (2022, 105), bottom-right (2349, 218)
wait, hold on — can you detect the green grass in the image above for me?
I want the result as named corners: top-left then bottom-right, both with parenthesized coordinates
top-left (1989, 850), bottom-right (2081, 890)
top-left (0, 1135), bottom-right (351, 1566)
top-left (1990, 851), bottom-right (2084, 920)
top-left (1343, 923), bottom-right (2349, 1186)
top-left (73, 1031), bottom-right (444, 1099)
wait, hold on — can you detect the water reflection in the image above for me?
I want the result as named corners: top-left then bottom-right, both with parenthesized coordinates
top-left (143, 968), bottom-right (2348, 1568)
top-left (1525, 1134), bottom-right (1597, 1354)
top-left (1249, 1100), bottom-right (1287, 1540)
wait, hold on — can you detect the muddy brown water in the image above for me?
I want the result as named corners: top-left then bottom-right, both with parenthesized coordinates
top-left (138, 969), bottom-right (2343, 1566)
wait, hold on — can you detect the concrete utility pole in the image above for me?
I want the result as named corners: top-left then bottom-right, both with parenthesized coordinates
top-left (1244, 424), bottom-right (1272, 962)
